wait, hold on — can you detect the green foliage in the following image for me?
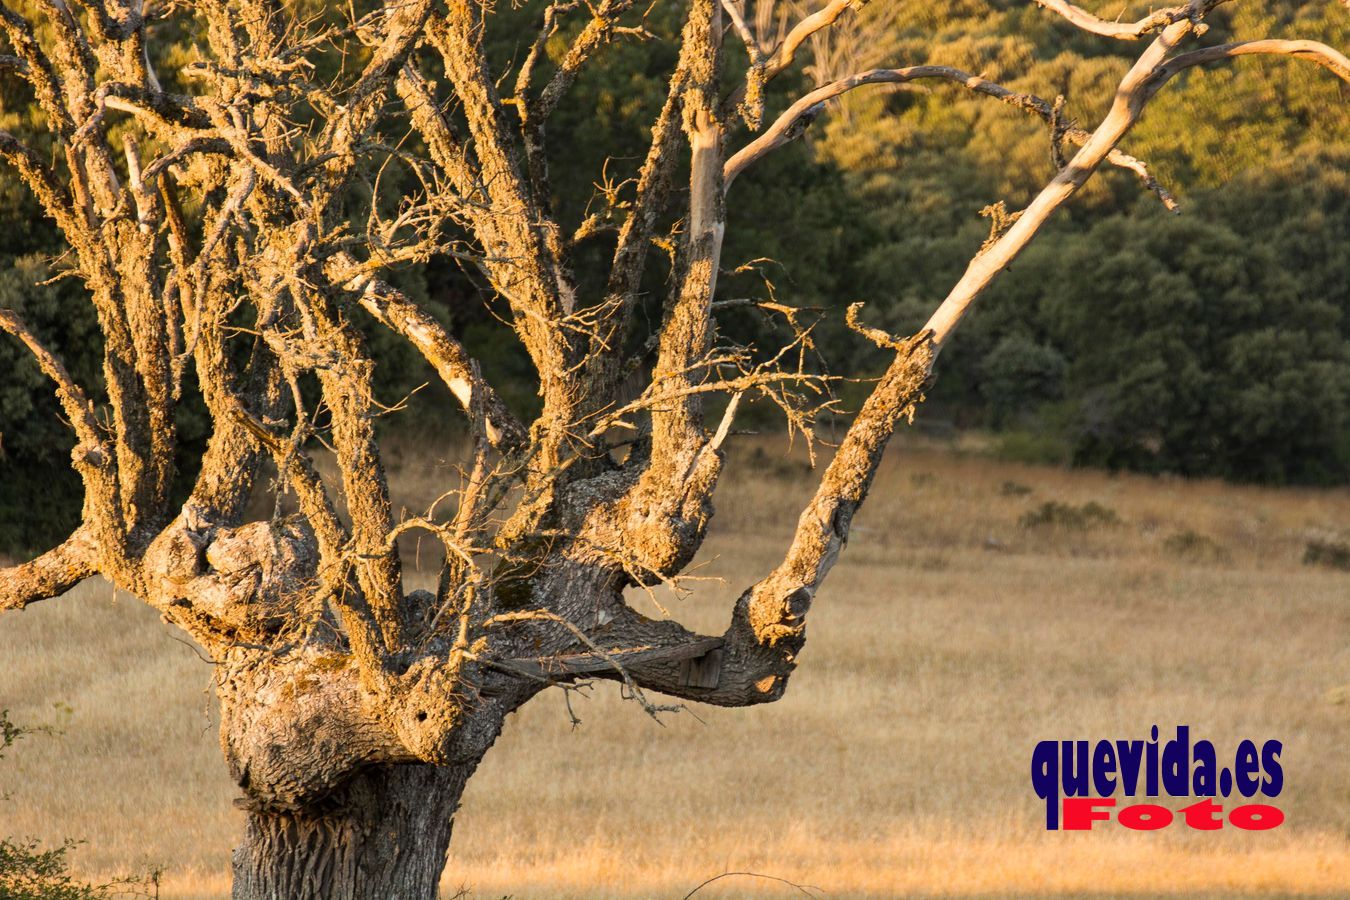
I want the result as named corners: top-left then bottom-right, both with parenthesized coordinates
top-left (804, 0), bottom-right (1349, 484)
top-left (0, 0), bottom-right (1345, 555)
top-left (994, 175), bottom-right (1349, 483)
top-left (980, 333), bottom-right (1065, 427)
top-left (0, 711), bottom-right (156, 900)
top-left (0, 839), bottom-right (120, 900)
top-left (992, 428), bottom-right (1071, 467)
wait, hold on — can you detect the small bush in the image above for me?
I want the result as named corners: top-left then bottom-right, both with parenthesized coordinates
top-left (1, 711), bottom-right (159, 900)
top-left (1304, 540), bottom-right (1350, 572)
top-left (999, 481), bottom-right (1032, 497)
top-left (0, 838), bottom-right (116, 900)
top-left (1163, 530), bottom-right (1231, 564)
top-left (993, 430), bottom-right (1071, 467)
top-left (746, 446), bottom-right (812, 479)
top-left (1019, 500), bottom-right (1119, 530)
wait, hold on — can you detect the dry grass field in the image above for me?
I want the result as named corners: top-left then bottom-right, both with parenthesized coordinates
top-left (2, 434), bottom-right (1348, 898)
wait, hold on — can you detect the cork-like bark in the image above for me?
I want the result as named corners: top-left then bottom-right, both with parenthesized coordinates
top-left (1, 0), bottom-right (1344, 895)
top-left (231, 765), bottom-right (472, 900)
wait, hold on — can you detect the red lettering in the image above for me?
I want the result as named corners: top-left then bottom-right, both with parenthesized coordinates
top-left (1062, 797), bottom-right (1115, 830)
top-left (1179, 798), bottom-right (1224, 830)
top-left (1054, 798), bottom-right (1283, 831)
top-left (1229, 804), bottom-right (1284, 830)
top-left (1118, 803), bottom-right (1174, 830)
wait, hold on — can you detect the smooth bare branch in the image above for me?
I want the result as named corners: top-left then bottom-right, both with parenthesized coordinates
top-left (763, 0), bottom-right (859, 81)
top-left (724, 66), bottom-right (1178, 208)
top-left (1148, 38), bottom-right (1350, 89)
top-left (1033, 0), bottom-right (1197, 40)
top-left (922, 16), bottom-right (1200, 347)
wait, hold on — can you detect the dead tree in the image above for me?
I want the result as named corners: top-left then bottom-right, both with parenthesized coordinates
top-left (0, 0), bottom-right (1344, 895)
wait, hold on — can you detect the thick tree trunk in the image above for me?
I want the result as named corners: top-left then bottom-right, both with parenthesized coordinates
top-left (231, 764), bottom-right (473, 900)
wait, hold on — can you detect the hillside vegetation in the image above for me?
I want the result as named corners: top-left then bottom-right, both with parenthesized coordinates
top-left (1, 1), bottom-right (1347, 554)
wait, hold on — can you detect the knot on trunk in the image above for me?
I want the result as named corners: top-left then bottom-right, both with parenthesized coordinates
top-left (381, 653), bottom-right (478, 765)
top-left (220, 649), bottom-right (411, 810)
top-left (145, 514), bottom-right (319, 640)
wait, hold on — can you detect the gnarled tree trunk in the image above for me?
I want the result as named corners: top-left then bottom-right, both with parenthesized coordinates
top-left (0, 0), bottom-right (1344, 895)
top-left (232, 765), bottom-right (472, 900)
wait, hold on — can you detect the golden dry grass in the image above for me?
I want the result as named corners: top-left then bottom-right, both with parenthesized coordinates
top-left (2, 435), bottom-right (1348, 898)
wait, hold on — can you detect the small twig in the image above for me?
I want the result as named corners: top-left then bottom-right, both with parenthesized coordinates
top-left (683, 870), bottom-right (825, 899)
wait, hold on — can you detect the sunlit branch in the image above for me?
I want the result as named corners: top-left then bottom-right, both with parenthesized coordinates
top-left (724, 65), bottom-right (1177, 209)
top-left (0, 527), bottom-right (97, 611)
top-left (1033, 0), bottom-right (1199, 40)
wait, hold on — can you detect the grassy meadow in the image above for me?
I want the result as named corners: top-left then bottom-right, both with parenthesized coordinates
top-left (1, 434), bottom-right (1348, 898)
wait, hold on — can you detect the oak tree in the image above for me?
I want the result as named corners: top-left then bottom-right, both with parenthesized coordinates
top-left (1, 0), bottom-right (1345, 895)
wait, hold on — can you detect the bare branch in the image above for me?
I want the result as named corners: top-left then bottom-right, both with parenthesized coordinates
top-left (1149, 38), bottom-right (1350, 89)
top-left (514, 1), bottom-right (578, 103)
top-left (718, 0), bottom-right (861, 122)
top-left (708, 17), bottom-right (1350, 686)
top-left (533, 0), bottom-right (638, 122)
top-left (0, 527), bottom-right (97, 611)
top-left (724, 66), bottom-right (1178, 209)
top-left (582, 3), bottom-right (710, 408)
top-left (763, 0), bottom-right (858, 82)
top-left (0, 130), bottom-right (76, 226)
top-left (231, 404), bottom-right (348, 562)
top-left (67, 0), bottom-right (145, 41)
top-left (330, 256), bottom-right (527, 450)
top-left (0, 308), bottom-right (102, 451)
top-left (648, 0), bottom-right (725, 461)
top-left (697, 10), bottom-right (1332, 706)
top-left (517, 0), bottom-right (639, 206)
top-left (0, 1), bottom-right (76, 134)
top-left (95, 84), bottom-right (214, 133)
top-left (30, 0), bottom-right (97, 116)
top-left (0, 307), bottom-right (132, 576)
top-left (1033, 0), bottom-right (1199, 40)
top-left (924, 28), bottom-right (1349, 348)
top-left (424, 6), bottom-right (580, 464)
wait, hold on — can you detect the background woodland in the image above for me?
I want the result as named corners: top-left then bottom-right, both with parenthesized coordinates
top-left (1, 0), bottom-right (1346, 555)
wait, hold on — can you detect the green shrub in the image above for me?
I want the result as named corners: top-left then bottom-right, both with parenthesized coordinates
top-left (993, 430), bottom-right (1072, 467)
top-left (0, 711), bottom-right (159, 900)
top-left (1304, 540), bottom-right (1350, 572)
top-left (1162, 530), bottom-right (1231, 564)
top-left (0, 838), bottom-right (119, 900)
top-left (1018, 501), bottom-right (1119, 530)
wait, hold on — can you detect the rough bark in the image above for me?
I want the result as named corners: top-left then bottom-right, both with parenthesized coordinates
top-left (231, 764), bottom-right (473, 900)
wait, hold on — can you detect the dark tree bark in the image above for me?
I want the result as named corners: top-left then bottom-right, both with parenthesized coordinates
top-left (232, 765), bottom-right (473, 900)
